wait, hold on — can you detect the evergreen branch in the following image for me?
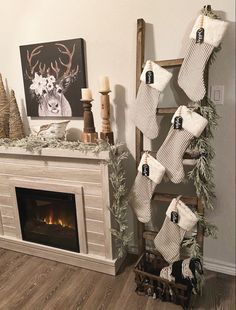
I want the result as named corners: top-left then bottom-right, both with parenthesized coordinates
top-left (106, 144), bottom-right (133, 258)
top-left (195, 212), bottom-right (218, 238)
top-left (182, 237), bottom-right (201, 259)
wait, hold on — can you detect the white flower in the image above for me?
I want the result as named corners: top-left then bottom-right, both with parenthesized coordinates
top-left (47, 82), bottom-right (54, 91)
top-left (48, 75), bottom-right (56, 83)
top-left (30, 73), bottom-right (47, 96)
top-left (56, 84), bottom-right (62, 94)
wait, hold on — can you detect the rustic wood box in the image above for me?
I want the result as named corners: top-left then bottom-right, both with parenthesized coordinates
top-left (134, 251), bottom-right (192, 309)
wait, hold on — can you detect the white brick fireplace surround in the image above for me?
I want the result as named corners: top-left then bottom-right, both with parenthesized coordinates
top-left (0, 147), bottom-right (124, 275)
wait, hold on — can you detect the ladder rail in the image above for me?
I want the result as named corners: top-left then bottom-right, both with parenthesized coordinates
top-left (135, 18), bottom-right (206, 256)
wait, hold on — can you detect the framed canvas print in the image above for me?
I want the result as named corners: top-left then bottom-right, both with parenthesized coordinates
top-left (20, 38), bottom-right (86, 117)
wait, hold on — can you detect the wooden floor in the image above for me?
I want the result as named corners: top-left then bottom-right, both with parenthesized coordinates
top-left (0, 248), bottom-right (235, 310)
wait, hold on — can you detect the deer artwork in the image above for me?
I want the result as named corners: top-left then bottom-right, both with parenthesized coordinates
top-left (26, 43), bottom-right (79, 117)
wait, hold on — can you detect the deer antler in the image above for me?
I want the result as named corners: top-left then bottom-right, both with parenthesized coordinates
top-left (39, 62), bottom-right (46, 76)
top-left (25, 45), bottom-right (44, 79)
top-left (55, 43), bottom-right (76, 79)
top-left (50, 60), bottom-right (60, 79)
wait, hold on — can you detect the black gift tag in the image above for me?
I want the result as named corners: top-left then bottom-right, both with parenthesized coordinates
top-left (142, 164), bottom-right (149, 176)
top-left (171, 211), bottom-right (179, 223)
top-left (174, 116), bottom-right (183, 129)
top-left (201, 151), bottom-right (208, 158)
top-left (196, 27), bottom-right (205, 44)
top-left (146, 70), bottom-right (154, 84)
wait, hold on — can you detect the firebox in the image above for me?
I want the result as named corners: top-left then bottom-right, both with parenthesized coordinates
top-left (15, 187), bottom-right (80, 253)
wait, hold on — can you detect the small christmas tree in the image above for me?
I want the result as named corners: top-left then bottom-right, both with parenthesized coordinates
top-left (0, 73), bottom-right (10, 138)
top-left (9, 90), bottom-right (25, 140)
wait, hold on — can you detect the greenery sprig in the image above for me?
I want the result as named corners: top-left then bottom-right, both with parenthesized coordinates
top-left (0, 136), bottom-right (110, 154)
top-left (195, 212), bottom-right (218, 239)
top-left (107, 146), bottom-right (133, 258)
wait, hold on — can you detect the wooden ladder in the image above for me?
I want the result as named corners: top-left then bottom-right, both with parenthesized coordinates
top-left (135, 18), bottom-right (204, 255)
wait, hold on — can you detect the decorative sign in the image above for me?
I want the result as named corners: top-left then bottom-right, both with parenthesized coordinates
top-left (196, 28), bottom-right (205, 44)
top-left (142, 163), bottom-right (150, 177)
top-left (174, 116), bottom-right (183, 129)
top-left (146, 70), bottom-right (154, 84)
top-left (171, 211), bottom-right (179, 224)
top-left (20, 38), bottom-right (87, 117)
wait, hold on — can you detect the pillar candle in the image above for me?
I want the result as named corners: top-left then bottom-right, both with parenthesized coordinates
top-left (99, 76), bottom-right (110, 92)
top-left (81, 88), bottom-right (92, 100)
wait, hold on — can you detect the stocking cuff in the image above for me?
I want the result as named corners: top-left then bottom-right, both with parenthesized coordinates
top-left (166, 198), bottom-right (198, 231)
top-left (138, 153), bottom-right (165, 184)
top-left (190, 15), bottom-right (228, 47)
top-left (171, 106), bottom-right (208, 137)
top-left (140, 60), bottom-right (172, 92)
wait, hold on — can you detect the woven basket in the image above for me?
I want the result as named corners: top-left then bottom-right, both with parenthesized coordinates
top-left (134, 251), bottom-right (192, 310)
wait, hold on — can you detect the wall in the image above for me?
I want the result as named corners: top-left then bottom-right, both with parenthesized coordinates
top-left (0, 0), bottom-right (235, 273)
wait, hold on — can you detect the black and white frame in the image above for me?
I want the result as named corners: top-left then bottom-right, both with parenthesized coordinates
top-left (20, 38), bottom-right (86, 117)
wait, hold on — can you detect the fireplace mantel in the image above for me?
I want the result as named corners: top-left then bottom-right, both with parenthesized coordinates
top-left (0, 146), bottom-right (110, 160)
top-left (0, 146), bottom-right (124, 275)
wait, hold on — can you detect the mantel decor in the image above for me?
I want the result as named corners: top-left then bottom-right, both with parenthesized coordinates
top-left (20, 38), bottom-right (86, 117)
top-left (0, 73), bottom-right (10, 138)
top-left (0, 137), bottom-right (132, 259)
top-left (99, 76), bottom-right (114, 145)
top-left (81, 88), bottom-right (98, 143)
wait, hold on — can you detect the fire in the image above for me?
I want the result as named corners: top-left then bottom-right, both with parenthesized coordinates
top-left (42, 212), bottom-right (71, 228)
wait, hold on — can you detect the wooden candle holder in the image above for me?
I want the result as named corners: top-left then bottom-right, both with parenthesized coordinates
top-left (81, 99), bottom-right (98, 143)
top-left (99, 91), bottom-right (114, 145)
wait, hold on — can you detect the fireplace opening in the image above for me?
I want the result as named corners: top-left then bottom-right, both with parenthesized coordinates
top-left (16, 187), bottom-right (80, 253)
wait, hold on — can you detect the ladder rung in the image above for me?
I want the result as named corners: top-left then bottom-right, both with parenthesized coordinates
top-left (146, 151), bottom-right (201, 160)
top-left (143, 230), bottom-right (157, 241)
top-left (157, 107), bottom-right (177, 115)
top-left (143, 231), bottom-right (197, 242)
top-left (152, 192), bottom-right (198, 206)
top-left (155, 58), bottom-right (184, 68)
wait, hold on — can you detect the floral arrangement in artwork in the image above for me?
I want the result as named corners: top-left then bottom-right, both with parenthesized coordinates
top-left (20, 39), bottom-right (86, 118)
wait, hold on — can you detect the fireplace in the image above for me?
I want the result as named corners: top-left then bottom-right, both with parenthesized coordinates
top-left (15, 187), bottom-right (80, 253)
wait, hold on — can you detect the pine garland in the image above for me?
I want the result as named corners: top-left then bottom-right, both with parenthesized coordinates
top-left (107, 146), bottom-right (133, 258)
top-left (0, 136), bottom-right (110, 153)
top-left (0, 136), bottom-right (131, 257)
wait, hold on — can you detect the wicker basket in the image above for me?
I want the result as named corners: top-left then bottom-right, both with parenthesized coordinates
top-left (134, 251), bottom-right (192, 310)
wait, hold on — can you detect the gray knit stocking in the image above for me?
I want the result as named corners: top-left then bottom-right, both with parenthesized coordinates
top-left (129, 153), bottom-right (165, 223)
top-left (178, 39), bottom-right (214, 102)
top-left (133, 82), bottom-right (161, 139)
top-left (154, 217), bottom-right (186, 264)
top-left (154, 198), bottom-right (198, 264)
top-left (132, 60), bottom-right (172, 139)
top-left (156, 127), bottom-right (194, 184)
top-left (178, 15), bottom-right (228, 102)
top-left (129, 172), bottom-right (157, 223)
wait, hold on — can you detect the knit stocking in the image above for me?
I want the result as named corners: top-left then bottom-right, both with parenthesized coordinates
top-left (129, 153), bottom-right (165, 223)
top-left (154, 217), bottom-right (185, 263)
top-left (154, 198), bottom-right (198, 264)
top-left (132, 60), bottom-right (172, 139)
top-left (156, 105), bottom-right (208, 183)
top-left (178, 15), bottom-right (228, 102)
